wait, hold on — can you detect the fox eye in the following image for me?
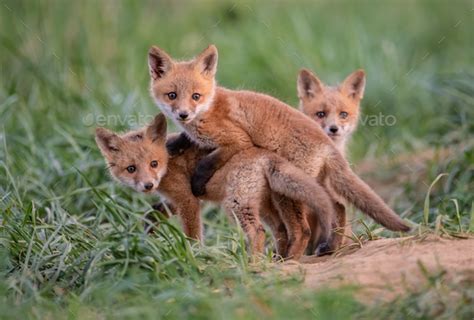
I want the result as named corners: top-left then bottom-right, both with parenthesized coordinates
top-left (150, 160), bottom-right (158, 168)
top-left (316, 111), bottom-right (326, 118)
top-left (192, 93), bottom-right (201, 101)
top-left (340, 112), bottom-right (348, 119)
top-left (167, 92), bottom-right (177, 100)
top-left (127, 165), bottom-right (136, 173)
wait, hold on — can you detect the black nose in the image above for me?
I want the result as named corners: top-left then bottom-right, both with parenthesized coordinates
top-left (144, 182), bottom-right (154, 190)
top-left (329, 126), bottom-right (339, 133)
top-left (178, 112), bottom-right (188, 120)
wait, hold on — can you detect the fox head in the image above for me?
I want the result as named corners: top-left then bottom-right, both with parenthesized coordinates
top-left (95, 114), bottom-right (169, 193)
top-left (297, 69), bottom-right (365, 146)
top-left (148, 45), bottom-right (218, 125)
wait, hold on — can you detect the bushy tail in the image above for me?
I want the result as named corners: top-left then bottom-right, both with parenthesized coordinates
top-left (263, 155), bottom-right (335, 240)
top-left (326, 153), bottom-right (410, 232)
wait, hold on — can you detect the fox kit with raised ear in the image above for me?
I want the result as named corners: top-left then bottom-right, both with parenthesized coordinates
top-left (147, 45), bottom-right (410, 243)
top-left (298, 69), bottom-right (365, 249)
top-left (298, 69), bottom-right (364, 157)
top-left (96, 114), bottom-right (336, 259)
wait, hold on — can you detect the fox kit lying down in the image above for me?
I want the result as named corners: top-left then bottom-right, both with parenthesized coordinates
top-left (95, 114), bottom-right (336, 258)
top-left (298, 68), bottom-right (365, 250)
top-left (147, 45), bottom-right (410, 251)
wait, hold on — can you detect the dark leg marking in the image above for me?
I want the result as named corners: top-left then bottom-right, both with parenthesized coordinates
top-left (166, 132), bottom-right (194, 156)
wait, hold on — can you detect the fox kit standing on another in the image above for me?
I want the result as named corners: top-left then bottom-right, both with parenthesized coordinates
top-left (96, 114), bottom-right (335, 258)
top-left (147, 45), bottom-right (410, 249)
top-left (297, 68), bottom-right (365, 250)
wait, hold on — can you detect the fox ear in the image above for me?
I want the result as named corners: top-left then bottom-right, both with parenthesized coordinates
top-left (148, 46), bottom-right (173, 80)
top-left (341, 69), bottom-right (366, 100)
top-left (146, 113), bottom-right (167, 143)
top-left (297, 69), bottom-right (323, 100)
top-left (194, 45), bottom-right (218, 78)
top-left (95, 128), bottom-right (123, 157)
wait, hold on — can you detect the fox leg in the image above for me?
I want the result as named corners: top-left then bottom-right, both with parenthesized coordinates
top-left (165, 132), bottom-right (194, 156)
top-left (176, 197), bottom-right (202, 241)
top-left (223, 197), bottom-right (266, 255)
top-left (191, 130), bottom-right (254, 197)
top-left (329, 201), bottom-right (347, 250)
top-left (305, 200), bottom-right (346, 255)
top-left (260, 198), bottom-right (289, 258)
top-left (271, 195), bottom-right (311, 260)
top-left (304, 208), bottom-right (321, 255)
top-left (191, 146), bottom-right (245, 197)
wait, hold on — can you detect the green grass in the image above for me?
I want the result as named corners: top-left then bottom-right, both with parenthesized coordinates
top-left (0, 0), bottom-right (473, 319)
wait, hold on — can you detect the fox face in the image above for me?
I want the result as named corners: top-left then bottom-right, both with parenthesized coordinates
top-left (148, 45), bottom-right (218, 125)
top-left (297, 69), bottom-right (365, 145)
top-left (95, 114), bottom-right (169, 193)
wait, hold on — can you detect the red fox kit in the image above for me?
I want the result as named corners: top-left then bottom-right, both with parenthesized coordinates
top-left (298, 69), bottom-right (364, 157)
top-left (147, 45), bottom-right (410, 243)
top-left (96, 114), bottom-right (336, 258)
top-left (298, 68), bottom-right (365, 249)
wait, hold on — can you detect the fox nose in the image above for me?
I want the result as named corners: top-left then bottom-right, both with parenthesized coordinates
top-left (329, 126), bottom-right (339, 133)
top-left (178, 112), bottom-right (189, 120)
top-left (144, 182), bottom-right (154, 191)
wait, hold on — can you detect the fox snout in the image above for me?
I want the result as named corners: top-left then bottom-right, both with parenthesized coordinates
top-left (325, 124), bottom-right (341, 137)
top-left (328, 125), bottom-right (339, 134)
top-left (140, 180), bottom-right (157, 193)
top-left (144, 182), bottom-right (154, 191)
top-left (174, 108), bottom-right (196, 123)
top-left (178, 111), bottom-right (189, 121)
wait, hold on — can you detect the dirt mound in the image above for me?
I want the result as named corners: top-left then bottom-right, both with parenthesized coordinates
top-left (279, 235), bottom-right (474, 303)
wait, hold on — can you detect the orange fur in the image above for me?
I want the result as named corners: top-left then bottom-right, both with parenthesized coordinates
top-left (298, 69), bottom-right (365, 251)
top-left (96, 114), bottom-right (335, 259)
top-left (148, 45), bottom-right (410, 246)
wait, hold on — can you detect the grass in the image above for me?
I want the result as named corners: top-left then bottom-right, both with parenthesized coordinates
top-left (0, 0), bottom-right (473, 318)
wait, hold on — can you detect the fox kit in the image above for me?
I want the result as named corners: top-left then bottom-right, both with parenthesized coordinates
top-left (96, 114), bottom-right (335, 258)
top-left (298, 69), bottom-right (363, 157)
top-left (298, 68), bottom-right (364, 249)
top-left (147, 45), bottom-right (410, 245)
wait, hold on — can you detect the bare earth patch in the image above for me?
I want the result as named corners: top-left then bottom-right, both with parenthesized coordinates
top-left (279, 235), bottom-right (474, 303)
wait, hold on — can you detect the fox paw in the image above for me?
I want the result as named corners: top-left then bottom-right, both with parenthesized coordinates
top-left (166, 133), bottom-right (192, 156)
top-left (152, 202), bottom-right (165, 212)
top-left (143, 211), bottom-right (160, 234)
top-left (315, 242), bottom-right (333, 256)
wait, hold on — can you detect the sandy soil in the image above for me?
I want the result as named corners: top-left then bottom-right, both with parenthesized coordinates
top-left (279, 235), bottom-right (474, 303)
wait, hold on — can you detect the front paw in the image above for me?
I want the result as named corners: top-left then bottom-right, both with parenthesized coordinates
top-left (143, 211), bottom-right (161, 234)
top-left (166, 139), bottom-right (184, 156)
top-left (191, 174), bottom-right (207, 197)
top-left (152, 202), bottom-right (166, 212)
top-left (166, 134), bottom-right (192, 156)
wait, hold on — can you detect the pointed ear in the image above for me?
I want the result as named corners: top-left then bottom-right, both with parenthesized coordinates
top-left (341, 69), bottom-right (366, 100)
top-left (193, 45), bottom-right (218, 78)
top-left (146, 113), bottom-right (167, 143)
top-left (297, 69), bottom-right (323, 100)
top-left (148, 46), bottom-right (173, 80)
top-left (95, 128), bottom-right (123, 156)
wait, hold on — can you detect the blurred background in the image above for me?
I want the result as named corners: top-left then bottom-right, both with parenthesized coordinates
top-left (0, 0), bottom-right (472, 318)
